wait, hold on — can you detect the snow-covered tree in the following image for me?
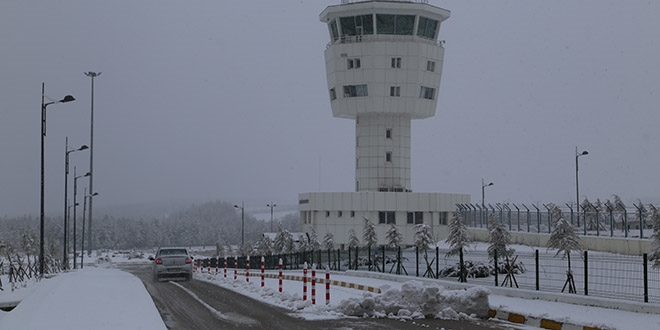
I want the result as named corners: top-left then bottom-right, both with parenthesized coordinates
top-left (445, 211), bottom-right (470, 282)
top-left (487, 214), bottom-right (514, 263)
top-left (322, 232), bottom-right (335, 250)
top-left (347, 229), bottom-right (360, 249)
top-left (274, 228), bottom-right (294, 254)
top-left (648, 204), bottom-right (660, 269)
top-left (414, 224), bottom-right (434, 251)
top-left (385, 224), bottom-right (403, 248)
top-left (362, 217), bottom-right (378, 248)
top-left (298, 234), bottom-right (309, 252)
top-left (308, 228), bottom-right (321, 251)
top-left (256, 235), bottom-right (273, 256)
top-left (445, 211), bottom-right (470, 258)
top-left (547, 205), bottom-right (583, 271)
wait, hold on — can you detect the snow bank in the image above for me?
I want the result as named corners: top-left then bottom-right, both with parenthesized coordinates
top-left (336, 280), bottom-right (490, 319)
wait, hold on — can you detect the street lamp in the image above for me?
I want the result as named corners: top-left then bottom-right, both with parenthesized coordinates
top-left (234, 202), bottom-right (245, 247)
top-left (81, 190), bottom-right (98, 269)
top-left (481, 178), bottom-right (494, 207)
top-left (575, 147), bottom-right (589, 225)
top-left (73, 168), bottom-right (91, 269)
top-left (40, 82), bottom-right (75, 276)
top-left (84, 71), bottom-right (100, 257)
top-left (63, 138), bottom-right (88, 270)
top-left (267, 203), bottom-right (276, 232)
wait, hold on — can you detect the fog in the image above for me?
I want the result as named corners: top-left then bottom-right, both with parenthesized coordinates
top-left (1, 0), bottom-right (659, 217)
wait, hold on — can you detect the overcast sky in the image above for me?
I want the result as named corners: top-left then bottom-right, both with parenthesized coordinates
top-left (1, 0), bottom-right (659, 217)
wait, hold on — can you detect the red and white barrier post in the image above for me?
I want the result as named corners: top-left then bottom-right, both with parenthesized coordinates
top-left (260, 256), bottom-right (265, 287)
top-left (303, 262), bottom-right (308, 301)
top-left (325, 267), bottom-right (330, 305)
top-left (223, 257), bottom-right (227, 278)
top-left (193, 259), bottom-right (197, 273)
top-left (246, 256), bottom-right (250, 283)
top-left (207, 258), bottom-right (210, 274)
top-left (311, 265), bottom-right (316, 305)
top-left (278, 258), bottom-right (283, 293)
top-left (234, 256), bottom-right (238, 280)
top-left (215, 257), bottom-right (219, 274)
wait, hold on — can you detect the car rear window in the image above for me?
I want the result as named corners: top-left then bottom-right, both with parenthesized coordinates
top-left (159, 249), bottom-right (187, 256)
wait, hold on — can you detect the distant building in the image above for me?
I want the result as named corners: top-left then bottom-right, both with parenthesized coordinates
top-left (299, 0), bottom-right (470, 248)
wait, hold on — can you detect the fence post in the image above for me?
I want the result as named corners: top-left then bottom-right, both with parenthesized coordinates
top-left (435, 246), bottom-right (439, 279)
top-left (348, 248), bottom-right (352, 270)
top-left (368, 245), bottom-right (372, 271)
top-left (354, 246), bottom-right (359, 270)
top-left (416, 246), bottom-right (419, 277)
top-left (535, 249), bottom-right (539, 291)
top-left (643, 253), bottom-right (649, 303)
top-left (397, 246), bottom-right (402, 275)
top-left (584, 251), bottom-right (588, 296)
top-left (494, 249), bottom-right (498, 287)
top-left (382, 245), bottom-right (386, 274)
top-left (337, 248), bottom-right (341, 272)
top-left (459, 248), bottom-right (466, 283)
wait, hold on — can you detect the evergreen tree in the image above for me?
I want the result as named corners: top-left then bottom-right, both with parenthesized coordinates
top-left (547, 205), bottom-right (583, 270)
top-left (362, 217), bottom-right (377, 248)
top-left (487, 214), bottom-right (514, 263)
top-left (445, 211), bottom-right (470, 258)
top-left (414, 224), bottom-right (434, 251)
top-left (648, 204), bottom-right (660, 269)
top-left (256, 235), bottom-right (273, 256)
top-left (347, 229), bottom-right (360, 249)
top-left (322, 232), bottom-right (334, 250)
top-left (385, 224), bottom-right (403, 248)
top-left (298, 234), bottom-right (310, 252)
top-left (308, 228), bottom-right (321, 250)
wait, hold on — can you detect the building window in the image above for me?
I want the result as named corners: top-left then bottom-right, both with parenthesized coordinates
top-left (417, 16), bottom-right (439, 40)
top-left (347, 58), bottom-right (361, 69)
top-left (351, 210), bottom-right (355, 217)
top-left (386, 152), bottom-right (392, 162)
top-left (389, 86), bottom-right (400, 97)
top-left (376, 14), bottom-right (415, 35)
top-left (338, 211), bottom-right (343, 217)
top-left (344, 84), bottom-right (368, 97)
top-left (329, 88), bottom-right (336, 101)
top-left (439, 212), bottom-right (448, 225)
top-left (391, 57), bottom-right (402, 68)
top-left (386, 128), bottom-right (392, 139)
top-left (379, 211), bottom-right (396, 224)
top-left (339, 14), bottom-right (374, 36)
top-left (407, 212), bottom-right (424, 225)
top-left (329, 19), bottom-right (340, 42)
top-left (420, 86), bottom-right (435, 100)
top-left (426, 61), bottom-right (436, 72)
top-left (325, 211), bottom-right (330, 217)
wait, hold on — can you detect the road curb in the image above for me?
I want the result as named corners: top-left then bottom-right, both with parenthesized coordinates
top-left (488, 309), bottom-right (607, 330)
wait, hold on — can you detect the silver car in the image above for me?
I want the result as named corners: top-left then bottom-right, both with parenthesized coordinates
top-left (152, 247), bottom-right (193, 282)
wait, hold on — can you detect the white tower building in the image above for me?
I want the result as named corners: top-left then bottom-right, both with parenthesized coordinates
top-left (299, 0), bottom-right (470, 247)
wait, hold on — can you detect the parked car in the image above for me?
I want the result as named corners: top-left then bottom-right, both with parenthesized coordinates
top-left (151, 247), bottom-right (193, 282)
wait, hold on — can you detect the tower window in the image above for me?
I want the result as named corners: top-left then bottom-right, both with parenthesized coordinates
top-left (439, 212), bottom-right (448, 225)
top-left (329, 88), bottom-right (336, 100)
top-left (329, 20), bottom-right (339, 42)
top-left (344, 84), bottom-right (368, 97)
top-left (420, 86), bottom-right (435, 100)
top-left (417, 16), bottom-right (439, 40)
top-left (386, 152), bottom-right (392, 162)
top-left (391, 57), bottom-right (402, 68)
top-left (426, 61), bottom-right (436, 72)
top-left (347, 58), bottom-right (361, 69)
top-left (376, 14), bottom-right (415, 35)
top-left (389, 86), bottom-right (400, 97)
top-left (386, 128), bottom-right (392, 139)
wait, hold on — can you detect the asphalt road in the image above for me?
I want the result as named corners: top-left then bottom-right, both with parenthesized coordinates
top-left (123, 264), bottom-right (515, 330)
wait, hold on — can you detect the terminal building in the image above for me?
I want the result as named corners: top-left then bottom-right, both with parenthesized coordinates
top-left (299, 0), bottom-right (470, 248)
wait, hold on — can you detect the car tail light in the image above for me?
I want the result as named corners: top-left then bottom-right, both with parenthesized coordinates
top-left (155, 258), bottom-right (162, 264)
top-left (185, 257), bottom-right (192, 264)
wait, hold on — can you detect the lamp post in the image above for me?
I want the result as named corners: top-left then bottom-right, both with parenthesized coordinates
top-left (63, 138), bottom-right (88, 270)
top-left (267, 203), bottom-right (276, 232)
top-left (575, 147), bottom-right (589, 226)
top-left (81, 190), bottom-right (98, 269)
top-left (84, 71), bottom-right (100, 257)
top-left (234, 202), bottom-right (245, 247)
top-left (73, 168), bottom-right (91, 269)
top-left (481, 178), bottom-right (493, 207)
top-left (40, 82), bottom-right (75, 276)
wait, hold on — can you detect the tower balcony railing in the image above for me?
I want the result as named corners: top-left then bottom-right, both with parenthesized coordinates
top-left (327, 33), bottom-right (445, 48)
top-left (340, 0), bottom-right (429, 4)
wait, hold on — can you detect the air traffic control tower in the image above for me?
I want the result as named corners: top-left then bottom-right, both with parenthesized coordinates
top-left (299, 1), bottom-right (470, 247)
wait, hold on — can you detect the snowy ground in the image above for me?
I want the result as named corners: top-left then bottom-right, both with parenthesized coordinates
top-left (0, 254), bottom-right (659, 330)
